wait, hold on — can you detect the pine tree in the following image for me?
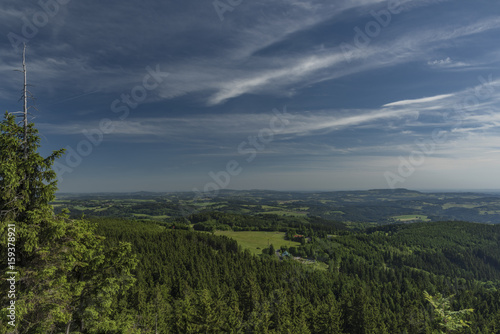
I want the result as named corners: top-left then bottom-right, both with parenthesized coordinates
top-left (291, 295), bottom-right (311, 334)
top-left (313, 293), bottom-right (343, 334)
top-left (269, 244), bottom-right (275, 256)
top-left (245, 299), bottom-right (272, 334)
top-left (424, 291), bottom-right (474, 334)
top-left (239, 275), bottom-right (261, 320)
top-left (174, 292), bottom-right (197, 333)
top-left (193, 289), bottom-right (221, 332)
top-left (221, 288), bottom-right (243, 333)
top-left (0, 51), bottom-right (136, 333)
top-left (269, 289), bottom-right (292, 333)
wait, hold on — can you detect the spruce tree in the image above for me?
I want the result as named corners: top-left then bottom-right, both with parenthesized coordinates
top-left (0, 51), bottom-right (136, 334)
top-left (269, 243), bottom-right (275, 256)
top-left (313, 292), bottom-right (343, 334)
top-left (424, 291), bottom-right (474, 334)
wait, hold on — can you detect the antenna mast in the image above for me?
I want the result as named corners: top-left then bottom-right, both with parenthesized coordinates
top-left (22, 43), bottom-right (28, 159)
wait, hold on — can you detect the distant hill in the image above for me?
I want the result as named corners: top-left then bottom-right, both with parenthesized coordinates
top-left (54, 189), bottom-right (500, 224)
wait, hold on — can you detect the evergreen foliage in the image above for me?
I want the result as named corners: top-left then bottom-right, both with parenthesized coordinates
top-left (0, 112), bottom-right (137, 333)
top-left (92, 217), bottom-right (500, 333)
top-left (424, 291), bottom-right (474, 333)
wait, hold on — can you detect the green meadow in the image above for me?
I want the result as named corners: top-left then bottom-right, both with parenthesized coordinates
top-left (214, 230), bottom-right (300, 255)
top-left (392, 214), bottom-right (430, 222)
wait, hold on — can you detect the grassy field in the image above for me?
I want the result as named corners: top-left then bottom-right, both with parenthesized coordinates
top-left (442, 203), bottom-right (481, 209)
top-left (132, 213), bottom-right (170, 219)
top-left (214, 231), bottom-right (300, 255)
top-left (110, 199), bottom-right (157, 203)
top-left (392, 214), bottom-right (430, 222)
top-left (295, 258), bottom-right (328, 271)
top-left (73, 205), bottom-right (91, 210)
top-left (260, 210), bottom-right (308, 217)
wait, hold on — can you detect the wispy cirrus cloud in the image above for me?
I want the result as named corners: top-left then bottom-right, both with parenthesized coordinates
top-left (427, 57), bottom-right (470, 69)
top-left (3, 0), bottom-right (498, 108)
top-left (39, 72), bottom-right (500, 151)
top-left (187, 16), bottom-right (500, 105)
top-left (39, 105), bottom-right (418, 140)
top-left (383, 94), bottom-right (455, 107)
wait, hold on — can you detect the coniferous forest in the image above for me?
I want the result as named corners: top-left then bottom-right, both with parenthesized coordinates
top-left (91, 217), bottom-right (500, 334)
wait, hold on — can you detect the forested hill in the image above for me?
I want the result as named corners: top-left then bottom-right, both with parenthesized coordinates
top-left (94, 218), bottom-right (500, 333)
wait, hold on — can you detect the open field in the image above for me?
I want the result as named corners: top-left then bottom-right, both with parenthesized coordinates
top-left (442, 203), bottom-right (480, 209)
top-left (214, 231), bottom-right (300, 255)
top-left (260, 210), bottom-right (308, 217)
top-left (294, 258), bottom-right (329, 271)
top-left (392, 214), bottom-right (430, 222)
top-left (132, 213), bottom-right (170, 219)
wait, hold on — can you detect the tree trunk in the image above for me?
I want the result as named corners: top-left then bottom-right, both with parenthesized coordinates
top-left (65, 320), bottom-right (72, 334)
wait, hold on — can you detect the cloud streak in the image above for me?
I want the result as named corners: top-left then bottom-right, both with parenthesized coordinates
top-left (174, 16), bottom-right (500, 105)
top-left (383, 94), bottom-right (455, 107)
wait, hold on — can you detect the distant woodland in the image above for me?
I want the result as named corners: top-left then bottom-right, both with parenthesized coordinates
top-left (54, 188), bottom-right (500, 225)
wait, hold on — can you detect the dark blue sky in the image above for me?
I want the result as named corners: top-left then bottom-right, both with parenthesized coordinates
top-left (1, 0), bottom-right (500, 192)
